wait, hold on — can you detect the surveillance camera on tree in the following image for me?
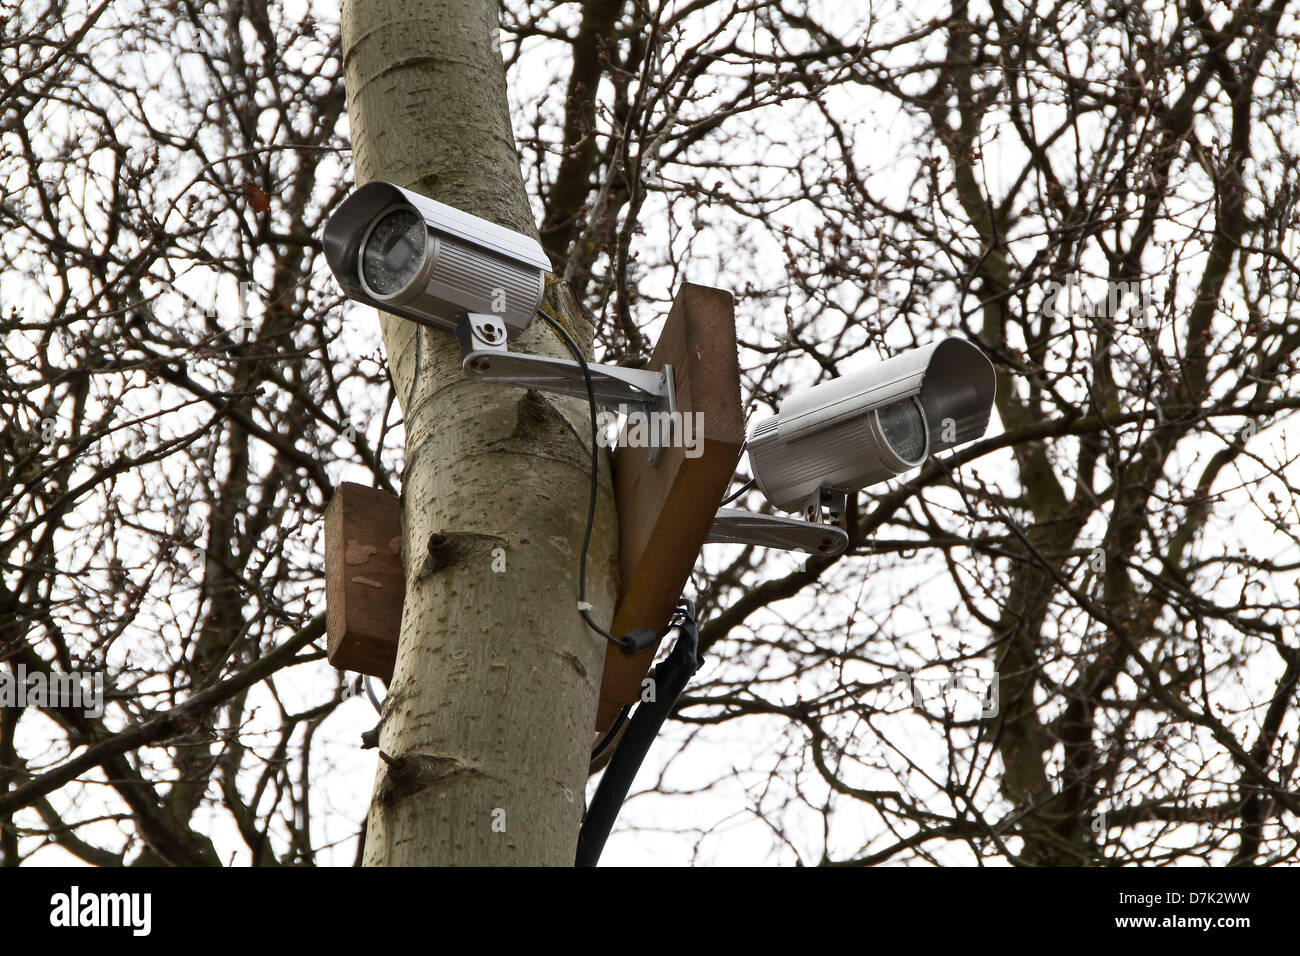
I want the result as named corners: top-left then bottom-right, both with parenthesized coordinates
top-left (322, 180), bottom-right (551, 337)
top-left (709, 338), bottom-right (997, 555)
top-left (746, 337), bottom-right (997, 513)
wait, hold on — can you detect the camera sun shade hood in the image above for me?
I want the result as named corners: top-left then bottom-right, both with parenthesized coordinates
top-left (746, 337), bottom-right (997, 512)
top-left (778, 337), bottom-right (995, 446)
top-left (322, 181), bottom-right (551, 335)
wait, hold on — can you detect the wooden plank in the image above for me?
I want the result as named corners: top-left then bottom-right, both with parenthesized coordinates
top-left (321, 283), bottom-right (743, 734)
top-left (324, 482), bottom-right (403, 680)
top-left (597, 284), bottom-right (743, 731)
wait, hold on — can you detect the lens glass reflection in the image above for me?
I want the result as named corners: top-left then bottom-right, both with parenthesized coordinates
top-left (876, 398), bottom-right (927, 464)
top-left (361, 208), bottom-right (425, 296)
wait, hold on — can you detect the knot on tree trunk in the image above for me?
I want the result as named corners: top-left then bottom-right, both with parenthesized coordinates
top-left (417, 530), bottom-right (506, 580)
top-left (501, 388), bottom-right (588, 457)
top-left (515, 388), bottom-right (562, 431)
top-left (375, 751), bottom-right (483, 806)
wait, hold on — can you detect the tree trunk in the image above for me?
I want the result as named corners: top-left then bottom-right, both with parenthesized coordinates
top-left (341, 0), bottom-right (616, 866)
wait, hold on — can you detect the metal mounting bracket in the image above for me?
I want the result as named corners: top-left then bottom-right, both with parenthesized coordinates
top-left (801, 488), bottom-right (849, 529)
top-left (457, 313), bottom-right (678, 464)
top-left (705, 507), bottom-right (849, 556)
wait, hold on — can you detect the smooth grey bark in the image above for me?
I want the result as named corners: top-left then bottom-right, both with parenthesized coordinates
top-left (341, 0), bottom-right (616, 866)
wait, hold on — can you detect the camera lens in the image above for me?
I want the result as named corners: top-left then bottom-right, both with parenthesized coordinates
top-left (360, 207), bottom-right (426, 297)
top-left (876, 398), bottom-right (927, 465)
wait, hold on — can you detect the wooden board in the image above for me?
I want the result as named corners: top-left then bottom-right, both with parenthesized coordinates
top-left (322, 283), bottom-right (743, 734)
top-left (598, 284), bottom-right (743, 730)
top-left (323, 482), bottom-right (403, 680)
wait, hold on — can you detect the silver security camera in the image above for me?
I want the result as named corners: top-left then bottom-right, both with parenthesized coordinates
top-left (322, 181), bottom-right (551, 336)
top-left (745, 337), bottom-right (996, 513)
top-left (322, 181), bottom-right (679, 459)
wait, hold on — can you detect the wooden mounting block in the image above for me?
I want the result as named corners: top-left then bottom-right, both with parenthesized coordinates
top-left (322, 283), bottom-right (743, 734)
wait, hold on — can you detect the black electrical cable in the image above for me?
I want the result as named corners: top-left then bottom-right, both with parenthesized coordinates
top-left (720, 478), bottom-right (755, 506)
top-left (589, 607), bottom-right (681, 758)
top-left (589, 703), bottom-right (630, 761)
top-left (535, 309), bottom-right (650, 655)
top-left (576, 597), bottom-right (701, 867)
